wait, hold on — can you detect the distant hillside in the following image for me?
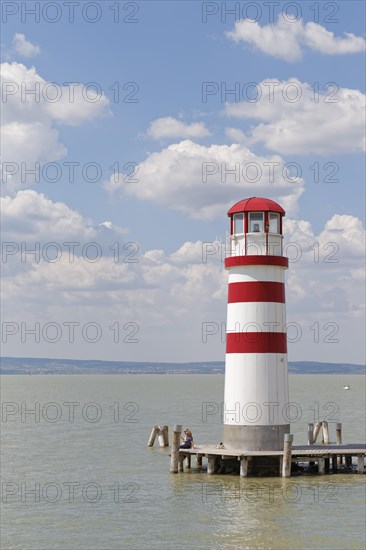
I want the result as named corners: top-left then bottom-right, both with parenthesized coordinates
top-left (0, 357), bottom-right (364, 375)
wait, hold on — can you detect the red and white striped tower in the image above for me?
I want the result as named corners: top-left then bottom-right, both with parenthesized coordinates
top-left (223, 197), bottom-right (290, 451)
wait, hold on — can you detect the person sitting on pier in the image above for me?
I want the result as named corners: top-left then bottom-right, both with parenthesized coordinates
top-left (180, 428), bottom-right (194, 449)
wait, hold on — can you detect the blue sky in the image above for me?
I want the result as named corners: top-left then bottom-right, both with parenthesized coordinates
top-left (1, 1), bottom-right (365, 363)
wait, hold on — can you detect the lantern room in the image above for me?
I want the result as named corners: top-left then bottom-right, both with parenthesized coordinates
top-left (227, 197), bottom-right (285, 257)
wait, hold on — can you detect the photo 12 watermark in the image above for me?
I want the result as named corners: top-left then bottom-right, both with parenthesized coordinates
top-left (201, 400), bottom-right (340, 424)
top-left (201, 240), bottom-right (340, 264)
top-left (2, 81), bottom-right (140, 105)
top-left (1, 321), bottom-right (140, 344)
top-left (2, 401), bottom-right (140, 424)
top-left (201, 481), bottom-right (340, 504)
top-left (1, 480), bottom-right (139, 503)
top-left (201, 80), bottom-right (339, 104)
top-left (1, 161), bottom-right (139, 185)
top-left (201, 2), bottom-right (340, 24)
top-left (1, 241), bottom-right (140, 264)
top-left (1, 2), bottom-right (140, 24)
top-left (201, 160), bottom-right (339, 184)
top-left (201, 321), bottom-right (340, 345)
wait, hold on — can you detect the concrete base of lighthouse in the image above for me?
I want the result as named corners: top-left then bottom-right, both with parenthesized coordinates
top-left (223, 424), bottom-right (290, 451)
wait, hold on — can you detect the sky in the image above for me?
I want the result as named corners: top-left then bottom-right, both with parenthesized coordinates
top-left (1, 0), bottom-right (365, 364)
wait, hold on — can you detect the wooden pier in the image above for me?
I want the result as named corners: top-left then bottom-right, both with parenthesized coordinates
top-left (176, 443), bottom-right (366, 476)
top-left (165, 424), bottom-right (366, 477)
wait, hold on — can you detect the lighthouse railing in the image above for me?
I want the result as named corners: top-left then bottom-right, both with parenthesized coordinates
top-left (227, 233), bottom-right (283, 257)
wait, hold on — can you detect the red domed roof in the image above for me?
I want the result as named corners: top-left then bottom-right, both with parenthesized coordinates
top-left (228, 197), bottom-right (285, 216)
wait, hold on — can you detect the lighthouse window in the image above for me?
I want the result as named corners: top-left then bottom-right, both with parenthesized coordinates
top-left (269, 213), bottom-right (280, 233)
top-left (233, 213), bottom-right (244, 234)
top-left (249, 212), bottom-right (264, 233)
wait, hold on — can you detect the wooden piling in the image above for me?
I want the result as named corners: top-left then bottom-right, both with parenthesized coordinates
top-left (196, 455), bottom-right (202, 467)
top-left (336, 423), bottom-right (342, 444)
top-left (207, 455), bottom-right (217, 475)
top-left (318, 458), bottom-right (325, 474)
top-left (147, 425), bottom-right (158, 447)
top-left (307, 423), bottom-right (314, 445)
top-left (186, 454), bottom-right (191, 469)
top-left (157, 429), bottom-right (165, 448)
top-left (336, 423), bottom-right (342, 465)
top-left (322, 421), bottom-right (330, 444)
top-left (307, 423), bottom-right (315, 467)
top-left (357, 454), bottom-right (364, 474)
top-left (282, 434), bottom-right (293, 478)
top-left (162, 425), bottom-right (169, 446)
top-left (240, 457), bottom-right (248, 477)
top-left (321, 421), bottom-right (329, 444)
top-left (313, 421), bottom-right (322, 443)
top-left (170, 424), bottom-right (182, 474)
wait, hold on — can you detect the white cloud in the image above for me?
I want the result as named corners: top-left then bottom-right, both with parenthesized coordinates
top-left (226, 17), bottom-right (366, 61)
top-left (169, 241), bottom-right (212, 265)
top-left (12, 33), bottom-right (40, 58)
top-left (46, 83), bottom-right (110, 126)
top-left (2, 121), bottom-right (66, 172)
top-left (225, 79), bottom-right (366, 154)
top-left (1, 190), bottom-right (96, 242)
top-left (283, 215), bottom-right (366, 342)
top-left (303, 22), bottom-right (366, 55)
top-left (318, 214), bottom-right (366, 260)
top-left (1, 191), bottom-right (129, 279)
top-left (1, 189), bottom-right (364, 363)
top-left (1, 62), bottom-right (110, 191)
top-left (104, 139), bottom-right (304, 218)
top-left (147, 116), bottom-right (210, 140)
top-left (98, 221), bottom-right (129, 235)
top-left (1, 214), bottom-right (365, 363)
top-left (225, 127), bottom-right (247, 143)
top-left (15, 255), bottom-right (137, 291)
top-left (284, 215), bottom-right (366, 265)
top-left (227, 17), bottom-right (302, 61)
top-left (1, 62), bottom-right (110, 126)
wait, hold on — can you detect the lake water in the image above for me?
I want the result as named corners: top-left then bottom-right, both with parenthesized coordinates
top-left (1, 374), bottom-right (365, 549)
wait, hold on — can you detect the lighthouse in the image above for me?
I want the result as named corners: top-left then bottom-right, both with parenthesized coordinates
top-left (223, 197), bottom-right (290, 451)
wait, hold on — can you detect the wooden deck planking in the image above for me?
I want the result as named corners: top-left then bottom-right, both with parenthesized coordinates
top-left (176, 444), bottom-right (365, 475)
top-left (179, 443), bottom-right (366, 459)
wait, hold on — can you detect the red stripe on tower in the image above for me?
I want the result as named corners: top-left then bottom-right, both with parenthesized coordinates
top-left (225, 256), bottom-right (289, 268)
top-left (226, 332), bottom-right (287, 354)
top-left (228, 281), bottom-right (285, 303)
